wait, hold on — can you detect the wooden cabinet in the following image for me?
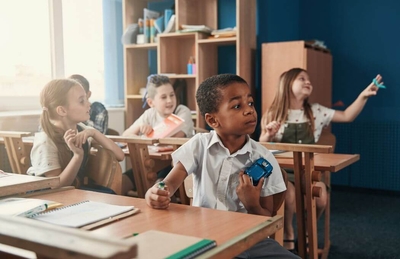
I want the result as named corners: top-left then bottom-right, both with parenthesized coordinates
top-left (123, 0), bottom-right (255, 129)
top-left (261, 40), bottom-right (332, 115)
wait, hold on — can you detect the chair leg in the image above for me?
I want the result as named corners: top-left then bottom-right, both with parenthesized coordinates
top-left (321, 171), bottom-right (331, 259)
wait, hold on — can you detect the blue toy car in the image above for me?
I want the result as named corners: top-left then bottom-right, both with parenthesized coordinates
top-left (244, 157), bottom-right (273, 186)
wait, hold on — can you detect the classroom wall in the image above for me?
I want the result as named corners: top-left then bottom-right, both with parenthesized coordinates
top-left (257, 0), bottom-right (400, 191)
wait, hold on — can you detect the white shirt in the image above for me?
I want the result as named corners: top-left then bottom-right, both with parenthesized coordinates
top-left (273, 103), bottom-right (335, 143)
top-left (128, 105), bottom-right (194, 137)
top-left (27, 123), bottom-right (92, 177)
top-left (172, 130), bottom-right (286, 213)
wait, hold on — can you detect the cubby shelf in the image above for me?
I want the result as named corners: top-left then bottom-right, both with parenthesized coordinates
top-left (122, 0), bottom-right (255, 129)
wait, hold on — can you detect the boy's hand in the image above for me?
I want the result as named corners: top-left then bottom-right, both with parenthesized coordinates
top-left (265, 121), bottom-right (280, 140)
top-left (361, 74), bottom-right (383, 99)
top-left (236, 171), bottom-right (264, 210)
top-left (145, 183), bottom-right (171, 209)
top-left (139, 124), bottom-right (153, 136)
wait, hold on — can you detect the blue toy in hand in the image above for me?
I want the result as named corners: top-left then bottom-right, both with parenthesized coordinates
top-left (245, 158), bottom-right (273, 186)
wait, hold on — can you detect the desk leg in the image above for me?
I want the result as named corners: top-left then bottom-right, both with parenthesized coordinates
top-left (127, 143), bottom-right (145, 198)
top-left (304, 152), bottom-right (318, 259)
top-left (293, 152), bottom-right (307, 258)
top-left (322, 171), bottom-right (331, 259)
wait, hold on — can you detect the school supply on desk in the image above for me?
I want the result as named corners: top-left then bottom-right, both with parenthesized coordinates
top-left (147, 145), bottom-right (174, 153)
top-left (0, 197), bottom-right (63, 217)
top-left (28, 200), bottom-right (139, 229)
top-left (146, 114), bottom-right (185, 138)
top-left (127, 230), bottom-right (216, 259)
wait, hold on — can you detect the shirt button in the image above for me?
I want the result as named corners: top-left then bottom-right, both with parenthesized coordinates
top-left (298, 140), bottom-right (302, 144)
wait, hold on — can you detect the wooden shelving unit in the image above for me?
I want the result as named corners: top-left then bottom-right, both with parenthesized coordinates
top-left (122, 0), bottom-right (255, 129)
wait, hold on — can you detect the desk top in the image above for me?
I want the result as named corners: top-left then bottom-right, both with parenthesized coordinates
top-left (26, 189), bottom-right (282, 248)
top-left (0, 172), bottom-right (59, 197)
top-left (274, 152), bottom-right (360, 172)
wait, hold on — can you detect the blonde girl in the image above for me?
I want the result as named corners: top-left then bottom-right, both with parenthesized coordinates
top-left (260, 68), bottom-right (382, 253)
top-left (27, 79), bottom-right (124, 192)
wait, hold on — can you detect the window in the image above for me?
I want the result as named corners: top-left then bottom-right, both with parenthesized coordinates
top-left (0, 0), bottom-right (105, 111)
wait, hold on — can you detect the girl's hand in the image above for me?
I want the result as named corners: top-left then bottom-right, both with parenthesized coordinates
top-left (64, 129), bottom-right (83, 156)
top-left (139, 124), bottom-right (153, 136)
top-left (74, 129), bottom-right (96, 146)
top-left (265, 121), bottom-right (281, 139)
top-left (236, 171), bottom-right (264, 210)
top-left (145, 183), bottom-right (171, 209)
top-left (360, 74), bottom-right (383, 98)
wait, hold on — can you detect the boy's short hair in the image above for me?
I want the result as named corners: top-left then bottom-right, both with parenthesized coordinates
top-left (68, 74), bottom-right (90, 93)
top-left (196, 74), bottom-right (247, 116)
top-left (146, 74), bottom-right (171, 99)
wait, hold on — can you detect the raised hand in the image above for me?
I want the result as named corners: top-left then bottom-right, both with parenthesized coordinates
top-left (361, 74), bottom-right (383, 98)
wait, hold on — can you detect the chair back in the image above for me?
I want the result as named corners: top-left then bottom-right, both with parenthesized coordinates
top-left (317, 130), bottom-right (336, 152)
top-left (86, 144), bottom-right (122, 195)
top-left (184, 174), bottom-right (194, 205)
top-left (0, 131), bottom-right (32, 174)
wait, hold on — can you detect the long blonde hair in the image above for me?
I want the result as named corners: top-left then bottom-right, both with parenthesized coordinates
top-left (261, 68), bottom-right (315, 134)
top-left (40, 79), bottom-right (81, 170)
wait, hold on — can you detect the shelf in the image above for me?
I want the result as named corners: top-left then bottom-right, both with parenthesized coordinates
top-left (126, 95), bottom-right (143, 99)
top-left (162, 74), bottom-right (196, 79)
top-left (158, 32), bottom-right (197, 39)
top-left (197, 37), bottom-right (237, 45)
top-left (125, 43), bottom-right (158, 50)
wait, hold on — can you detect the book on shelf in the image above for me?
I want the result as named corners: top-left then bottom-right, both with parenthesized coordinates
top-left (0, 197), bottom-right (63, 217)
top-left (127, 230), bottom-right (216, 259)
top-left (146, 114), bottom-right (185, 138)
top-left (180, 24), bottom-right (212, 33)
top-left (28, 200), bottom-right (139, 229)
top-left (163, 14), bottom-right (176, 33)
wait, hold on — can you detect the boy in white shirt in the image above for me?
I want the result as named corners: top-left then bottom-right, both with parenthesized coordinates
top-left (145, 74), bottom-right (299, 258)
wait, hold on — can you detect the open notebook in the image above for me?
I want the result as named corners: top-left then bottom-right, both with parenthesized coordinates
top-left (29, 200), bottom-right (139, 229)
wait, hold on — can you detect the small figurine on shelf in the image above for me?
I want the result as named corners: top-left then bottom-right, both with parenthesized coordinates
top-left (187, 56), bottom-right (196, 75)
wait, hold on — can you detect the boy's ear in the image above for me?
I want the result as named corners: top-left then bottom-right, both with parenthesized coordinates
top-left (146, 98), bottom-right (154, 108)
top-left (205, 113), bottom-right (219, 128)
top-left (56, 106), bottom-right (67, 117)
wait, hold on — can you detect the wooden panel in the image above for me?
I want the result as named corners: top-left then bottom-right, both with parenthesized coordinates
top-left (237, 0), bottom-right (256, 91)
top-left (176, 0), bottom-right (217, 30)
top-left (261, 41), bottom-right (305, 114)
top-left (305, 48), bottom-right (333, 108)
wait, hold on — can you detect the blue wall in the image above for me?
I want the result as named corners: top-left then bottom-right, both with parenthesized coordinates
top-left (257, 0), bottom-right (400, 190)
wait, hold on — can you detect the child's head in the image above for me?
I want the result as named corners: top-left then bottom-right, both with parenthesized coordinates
top-left (146, 74), bottom-right (176, 117)
top-left (40, 79), bottom-right (90, 132)
top-left (68, 74), bottom-right (91, 99)
top-left (196, 74), bottom-right (257, 135)
top-left (278, 68), bottom-right (311, 103)
top-left (40, 79), bottom-right (90, 169)
top-left (263, 68), bottom-right (314, 133)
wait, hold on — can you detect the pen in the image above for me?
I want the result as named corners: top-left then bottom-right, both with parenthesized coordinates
top-left (18, 204), bottom-right (48, 217)
top-left (158, 181), bottom-right (165, 190)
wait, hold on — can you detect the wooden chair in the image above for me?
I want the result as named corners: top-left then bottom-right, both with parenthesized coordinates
top-left (0, 131), bottom-right (32, 174)
top-left (87, 144), bottom-right (122, 195)
top-left (316, 130), bottom-right (336, 259)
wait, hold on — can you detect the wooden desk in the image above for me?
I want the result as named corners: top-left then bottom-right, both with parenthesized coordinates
top-left (0, 172), bottom-right (59, 197)
top-left (23, 188), bottom-right (283, 258)
top-left (262, 142), bottom-right (359, 259)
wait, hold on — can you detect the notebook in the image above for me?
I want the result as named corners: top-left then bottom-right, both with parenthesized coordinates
top-left (128, 230), bottom-right (216, 259)
top-left (0, 197), bottom-right (63, 217)
top-left (29, 200), bottom-right (139, 229)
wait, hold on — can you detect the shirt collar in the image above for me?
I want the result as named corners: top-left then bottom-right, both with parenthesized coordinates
top-left (207, 130), bottom-right (252, 156)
